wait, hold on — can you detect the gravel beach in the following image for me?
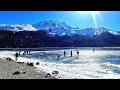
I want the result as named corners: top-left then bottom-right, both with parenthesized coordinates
top-left (0, 58), bottom-right (56, 79)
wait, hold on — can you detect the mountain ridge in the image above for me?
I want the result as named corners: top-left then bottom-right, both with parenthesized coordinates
top-left (0, 20), bottom-right (119, 37)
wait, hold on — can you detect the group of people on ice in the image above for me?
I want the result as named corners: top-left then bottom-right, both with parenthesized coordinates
top-left (57, 48), bottom-right (95, 60)
top-left (14, 48), bottom-right (95, 61)
top-left (15, 50), bottom-right (31, 60)
top-left (57, 50), bottom-right (80, 60)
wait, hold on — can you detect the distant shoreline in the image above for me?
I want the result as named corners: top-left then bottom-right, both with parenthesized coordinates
top-left (0, 47), bottom-right (120, 51)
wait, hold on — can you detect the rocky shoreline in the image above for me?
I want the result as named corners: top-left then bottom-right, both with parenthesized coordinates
top-left (0, 58), bottom-right (56, 79)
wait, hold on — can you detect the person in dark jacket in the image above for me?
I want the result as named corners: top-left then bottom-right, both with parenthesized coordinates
top-left (64, 51), bottom-right (66, 57)
top-left (76, 50), bottom-right (79, 58)
top-left (15, 52), bottom-right (19, 60)
top-left (26, 51), bottom-right (29, 55)
top-left (57, 54), bottom-right (60, 60)
top-left (71, 50), bottom-right (72, 57)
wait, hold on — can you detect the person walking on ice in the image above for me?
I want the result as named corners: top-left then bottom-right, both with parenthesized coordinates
top-left (64, 51), bottom-right (66, 57)
top-left (76, 50), bottom-right (79, 58)
top-left (57, 54), bottom-right (60, 60)
top-left (71, 50), bottom-right (72, 57)
top-left (15, 52), bottom-right (19, 61)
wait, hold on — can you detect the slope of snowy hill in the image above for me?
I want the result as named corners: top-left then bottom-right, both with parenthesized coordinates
top-left (94, 27), bottom-right (120, 36)
top-left (48, 27), bottom-right (120, 36)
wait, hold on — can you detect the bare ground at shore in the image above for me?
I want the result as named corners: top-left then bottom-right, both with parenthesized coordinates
top-left (0, 58), bottom-right (56, 79)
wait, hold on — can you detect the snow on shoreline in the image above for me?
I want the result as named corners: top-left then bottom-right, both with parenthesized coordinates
top-left (0, 51), bottom-right (66, 79)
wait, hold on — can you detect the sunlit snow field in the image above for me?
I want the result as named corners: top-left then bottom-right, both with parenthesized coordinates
top-left (0, 47), bottom-right (120, 79)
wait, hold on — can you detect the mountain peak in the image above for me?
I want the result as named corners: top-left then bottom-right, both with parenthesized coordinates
top-left (33, 20), bottom-right (72, 30)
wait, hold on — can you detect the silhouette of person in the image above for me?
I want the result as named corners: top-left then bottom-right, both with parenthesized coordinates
top-left (71, 50), bottom-right (72, 57)
top-left (15, 52), bottom-right (19, 60)
top-left (76, 50), bottom-right (79, 58)
top-left (23, 52), bottom-right (25, 56)
top-left (93, 49), bottom-right (95, 52)
top-left (23, 51), bottom-right (26, 55)
top-left (57, 54), bottom-right (60, 60)
top-left (64, 51), bottom-right (66, 57)
top-left (26, 51), bottom-right (29, 55)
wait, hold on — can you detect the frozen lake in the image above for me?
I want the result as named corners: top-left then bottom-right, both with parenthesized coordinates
top-left (0, 47), bottom-right (120, 79)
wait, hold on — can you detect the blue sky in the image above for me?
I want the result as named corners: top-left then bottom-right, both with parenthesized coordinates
top-left (0, 11), bottom-right (120, 31)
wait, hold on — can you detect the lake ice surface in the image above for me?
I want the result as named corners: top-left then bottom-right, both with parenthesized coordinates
top-left (1, 48), bottom-right (120, 79)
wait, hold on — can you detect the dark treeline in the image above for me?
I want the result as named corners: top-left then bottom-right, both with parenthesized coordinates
top-left (0, 30), bottom-right (120, 48)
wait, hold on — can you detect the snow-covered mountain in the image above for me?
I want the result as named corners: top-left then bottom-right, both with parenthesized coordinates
top-left (47, 27), bottom-right (120, 37)
top-left (0, 20), bottom-right (119, 37)
top-left (33, 20), bottom-right (72, 30)
top-left (33, 20), bottom-right (120, 36)
top-left (0, 20), bottom-right (120, 47)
